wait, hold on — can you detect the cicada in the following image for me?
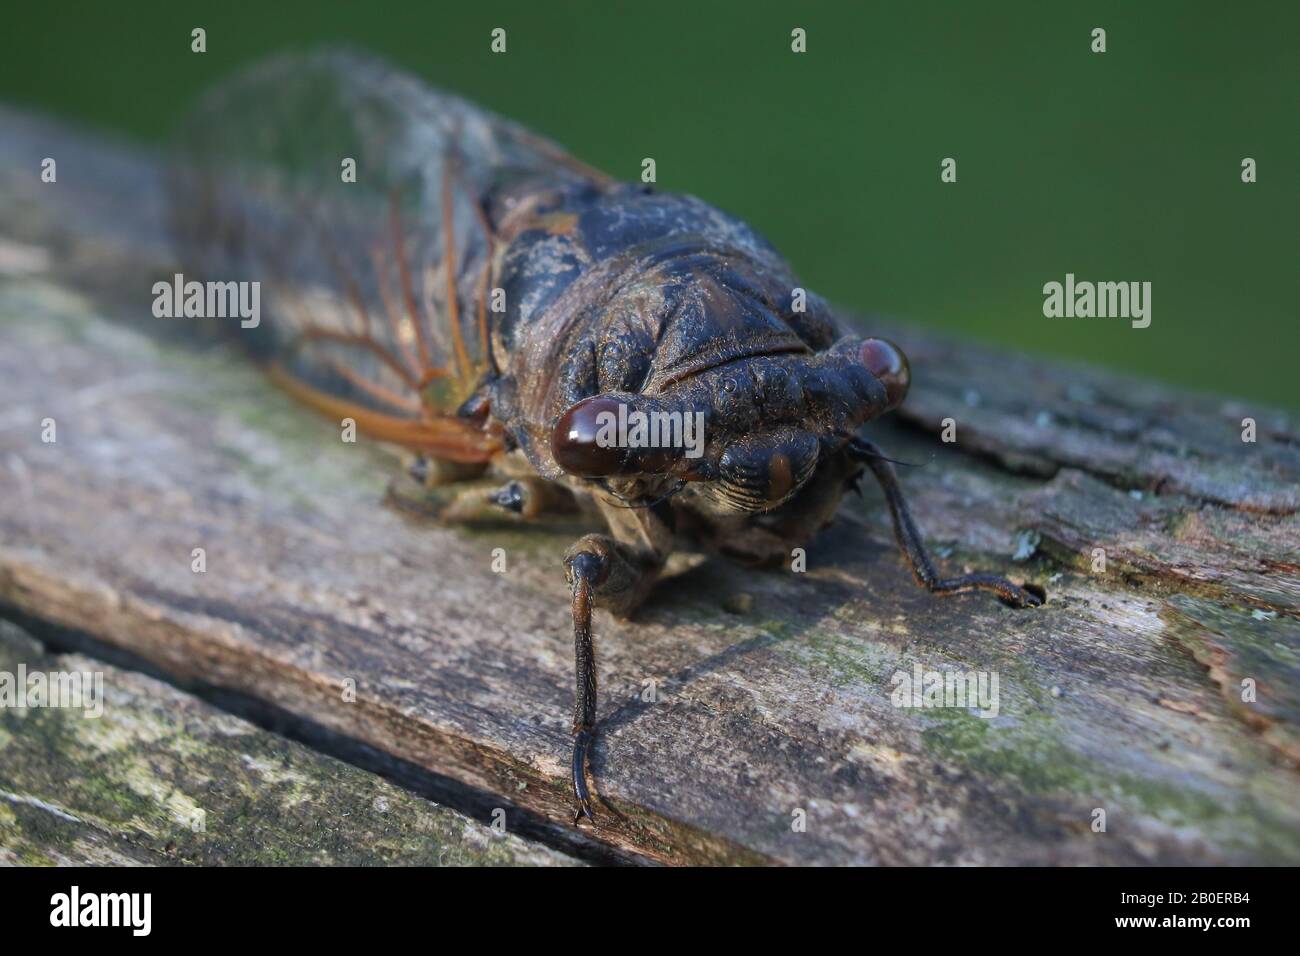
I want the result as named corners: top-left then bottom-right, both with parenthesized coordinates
top-left (170, 50), bottom-right (1043, 825)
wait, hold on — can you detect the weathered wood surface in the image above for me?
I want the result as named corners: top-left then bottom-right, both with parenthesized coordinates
top-left (1, 108), bottom-right (1297, 865)
top-left (0, 621), bottom-right (578, 866)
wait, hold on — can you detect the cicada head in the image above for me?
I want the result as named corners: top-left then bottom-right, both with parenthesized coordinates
top-left (550, 335), bottom-right (910, 515)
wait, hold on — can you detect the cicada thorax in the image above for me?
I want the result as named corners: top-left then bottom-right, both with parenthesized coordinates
top-left (488, 201), bottom-right (830, 480)
top-left (168, 49), bottom-right (607, 463)
top-left (478, 177), bottom-right (915, 517)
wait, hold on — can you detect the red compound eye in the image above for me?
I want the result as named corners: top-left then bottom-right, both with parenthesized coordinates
top-left (859, 338), bottom-right (910, 409)
top-left (551, 396), bottom-right (628, 477)
top-left (552, 395), bottom-right (690, 478)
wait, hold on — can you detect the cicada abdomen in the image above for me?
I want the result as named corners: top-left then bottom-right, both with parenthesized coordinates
top-left (168, 49), bottom-right (605, 463)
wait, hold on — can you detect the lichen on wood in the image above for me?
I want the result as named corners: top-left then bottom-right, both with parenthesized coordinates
top-left (0, 622), bottom-right (578, 866)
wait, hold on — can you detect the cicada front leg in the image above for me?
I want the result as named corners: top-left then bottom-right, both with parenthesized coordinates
top-left (848, 437), bottom-right (1044, 608)
top-left (563, 494), bottom-right (673, 824)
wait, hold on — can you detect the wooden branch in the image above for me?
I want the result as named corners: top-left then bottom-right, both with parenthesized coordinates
top-left (1, 108), bottom-right (1297, 865)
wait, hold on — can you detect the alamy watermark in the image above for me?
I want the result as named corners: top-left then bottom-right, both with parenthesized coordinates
top-left (0, 664), bottom-right (104, 718)
top-left (50, 886), bottom-right (150, 936)
top-left (1042, 273), bottom-right (1151, 328)
top-left (594, 402), bottom-right (705, 458)
top-left (152, 273), bottom-right (260, 328)
top-left (890, 663), bottom-right (1000, 718)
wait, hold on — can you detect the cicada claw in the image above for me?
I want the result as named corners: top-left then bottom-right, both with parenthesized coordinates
top-left (572, 728), bottom-right (596, 825)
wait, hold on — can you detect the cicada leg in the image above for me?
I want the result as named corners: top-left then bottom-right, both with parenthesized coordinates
top-left (439, 476), bottom-right (578, 523)
top-left (562, 495), bottom-right (673, 824)
top-left (407, 454), bottom-right (490, 488)
top-left (385, 465), bottom-right (580, 526)
top-left (848, 437), bottom-right (1044, 608)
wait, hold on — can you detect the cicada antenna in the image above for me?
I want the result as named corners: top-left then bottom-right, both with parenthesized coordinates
top-left (838, 432), bottom-right (928, 468)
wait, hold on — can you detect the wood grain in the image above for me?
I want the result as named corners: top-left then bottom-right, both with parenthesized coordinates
top-left (1, 108), bottom-right (1296, 864)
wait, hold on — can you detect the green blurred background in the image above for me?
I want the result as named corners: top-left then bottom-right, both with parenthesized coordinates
top-left (3, 1), bottom-right (1296, 408)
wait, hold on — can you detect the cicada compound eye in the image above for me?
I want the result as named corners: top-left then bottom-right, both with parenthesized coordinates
top-left (858, 338), bottom-right (910, 410)
top-left (551, 396), bottom-right (629, 478)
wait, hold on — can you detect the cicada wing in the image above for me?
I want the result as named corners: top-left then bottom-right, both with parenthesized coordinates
top-left (168, 48), bottom-right (605, 461)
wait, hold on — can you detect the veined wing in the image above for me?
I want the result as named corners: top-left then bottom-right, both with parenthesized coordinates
top-left (168, 48), bottom-right (606, 461)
